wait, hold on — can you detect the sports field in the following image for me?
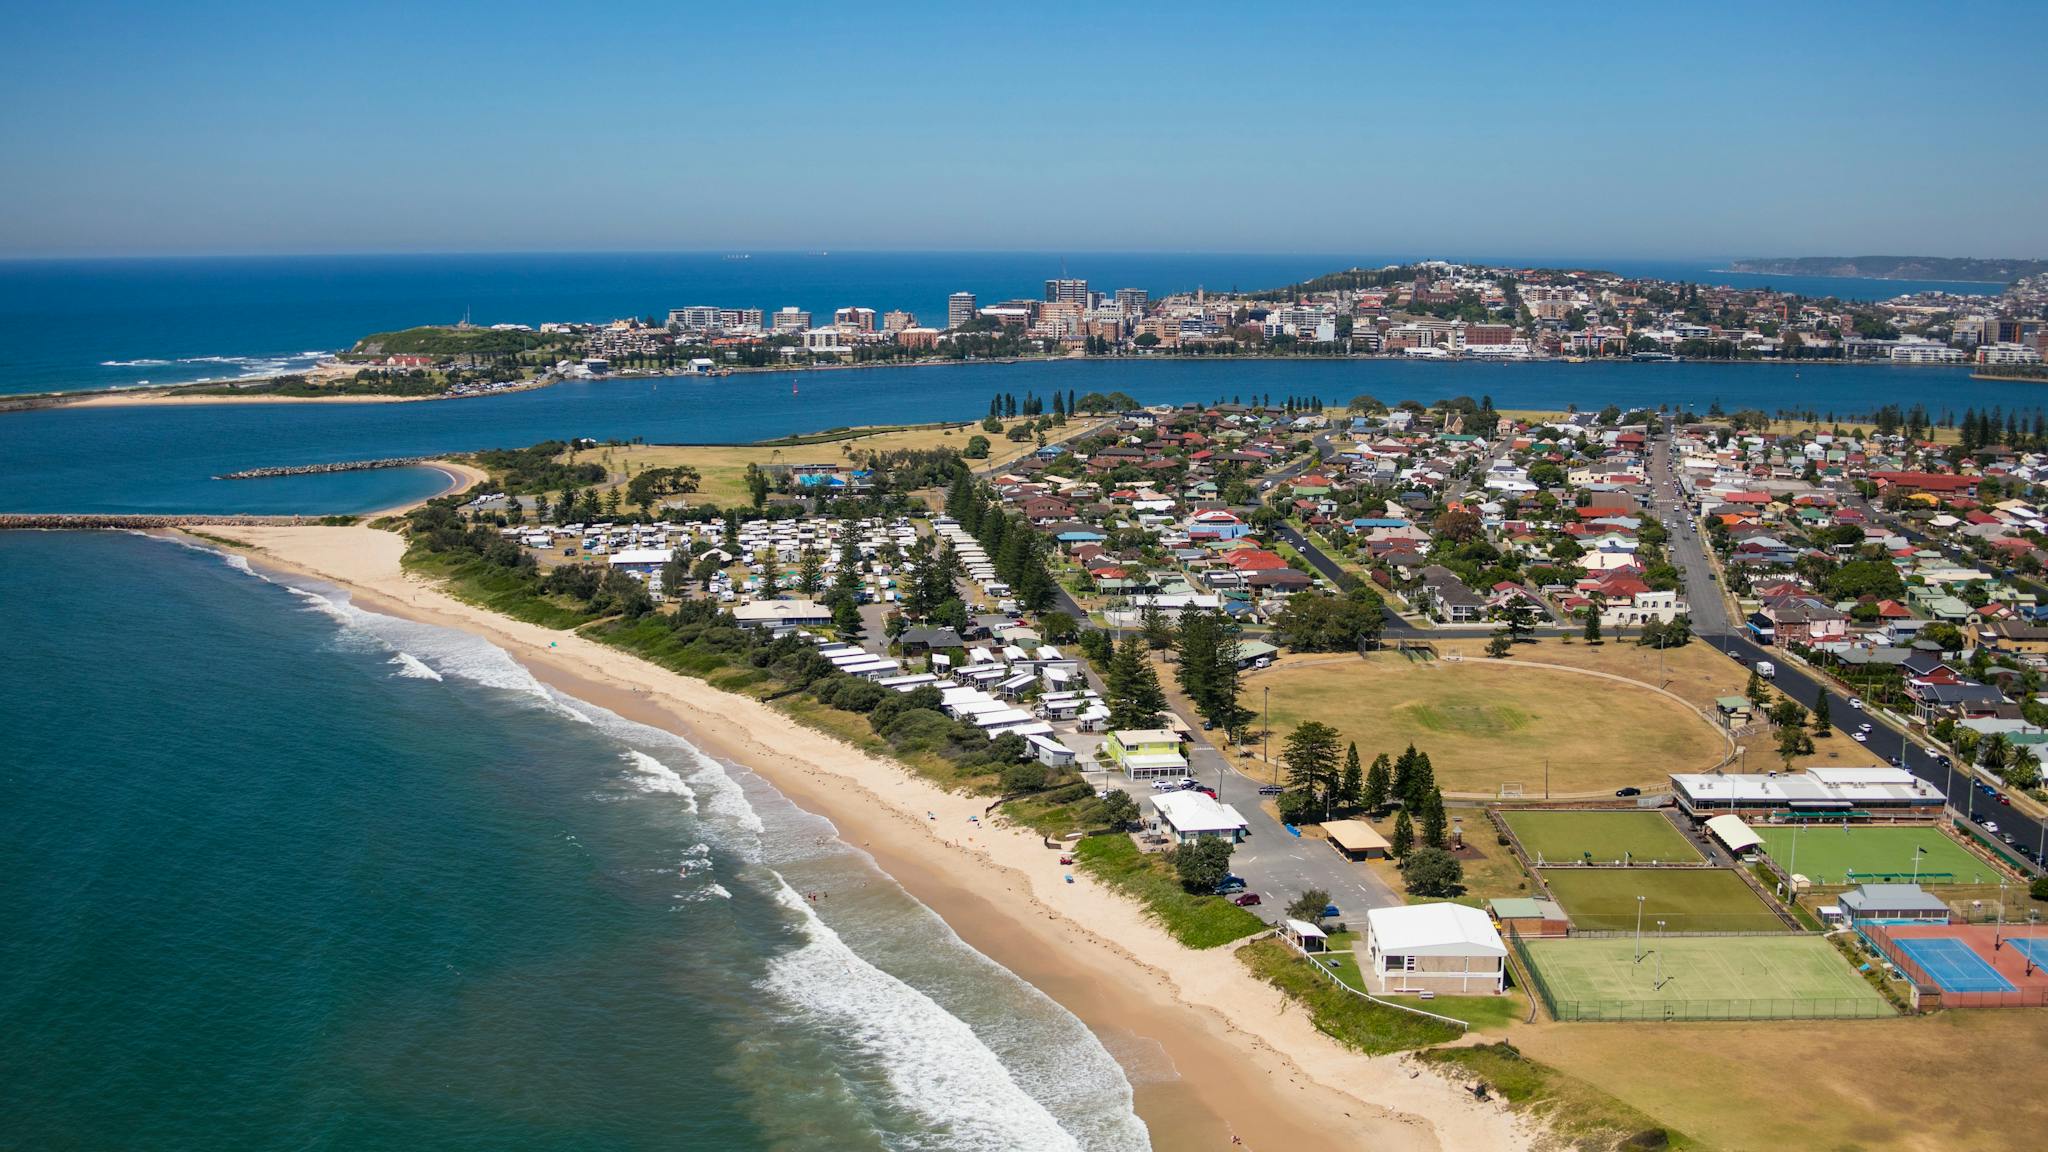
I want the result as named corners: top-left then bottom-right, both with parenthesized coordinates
top-left (1754, 824), bottom-right (1993, 886)
top-left (1520, 935), bottom-right (1891, 1020)
top-left (1539, 867), bottom-right (1784, 932)
top-left (1504, 810), bottom-right (1702, 865)
top-left (1252, 654), bottom-right (1726, 796)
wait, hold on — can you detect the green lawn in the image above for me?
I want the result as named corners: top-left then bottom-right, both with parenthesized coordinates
top-left (1539, 867), bottom-right (1784, 933)
top-left (1504, 810), bottom-right (1702, 866)
top-left (1071, 834), bottom-right (1266, 950)
top-left (1520, 935), bottom-right (1891, 1020)
top-left (1755, 824), bottom-right (1994, 886)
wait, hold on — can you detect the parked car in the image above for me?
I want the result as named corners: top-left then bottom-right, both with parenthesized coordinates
top-left (1215, 876), bottom-right (1247, 895)
top-left (1978, 782), bottom-right (1999, 797)
top-left (1233, 893), bottom-right (1262, 907)
top-left (1983, 820), bottom-right (2002, 835)
top-left (1321, 903), bottom-right (1342, 919)
top-left (1848, 697), bottom-right (1864, 710)
top-left (1858, 722), bottom-right (1874, 734)
top-left (1615, 786), bottom-right (1642, 797)
top-left (1257, 785), bottom-right (1284, 795)
top-left (1853, 731), bottom-right (1868, 743)
top-left (1999, 793), bottom-right (2012, 806)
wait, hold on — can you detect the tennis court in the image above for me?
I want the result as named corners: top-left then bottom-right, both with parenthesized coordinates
top-left (1892, 936), bottom-right (2014, 993)
top-left (1504, 810), bottom-right (1702, 865)
top-left (1861, 923), bottom-right (2048, 1007)
top-left (1517, 934), bottom-right (1890, 1020)
top-left (1539, 867), bottom-right (1785, 932)
top-left (2007, 936), bottom-right (2048, 970)
top-left (1754, 824), bottom-right (1989, 886)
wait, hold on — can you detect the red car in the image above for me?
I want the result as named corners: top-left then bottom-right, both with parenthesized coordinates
top-left (1233, 893), bottom-right (1262, 907)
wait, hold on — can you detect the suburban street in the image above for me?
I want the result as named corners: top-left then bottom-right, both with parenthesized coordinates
top-left (1648, 431), bottom-right (2048, 874)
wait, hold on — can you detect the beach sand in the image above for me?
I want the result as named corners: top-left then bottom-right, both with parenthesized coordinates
top-left (193, 523), bottom-right (1529, 1152)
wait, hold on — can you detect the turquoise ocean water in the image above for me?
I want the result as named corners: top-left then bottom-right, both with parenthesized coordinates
top-left (0, 531), bottom-right (1150, 1151)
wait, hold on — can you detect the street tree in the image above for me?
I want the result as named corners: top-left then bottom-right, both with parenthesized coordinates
top-left (1286, 888), bottom-right (1333, 925)
top-left (1169, 838), bottom-right (1233, 893)
top-left (1283, 720), bottom-right (1345, 815)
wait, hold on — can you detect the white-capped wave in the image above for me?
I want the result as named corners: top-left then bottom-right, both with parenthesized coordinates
top-left (762, 883), bottom-right (1083, 1152)
top-left (100, 358), bottom-right (171, 367)
top-left (626, 750), bottom-right (697, 811)
top-left (388, 652), bottom-right (443, 681)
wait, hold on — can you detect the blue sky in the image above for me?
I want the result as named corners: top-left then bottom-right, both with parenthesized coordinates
top-left (1, 0), bottom-right (2043, 259)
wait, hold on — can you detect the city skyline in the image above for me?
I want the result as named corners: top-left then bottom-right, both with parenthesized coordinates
top-left (2, 1), bottom-right (2045, 259)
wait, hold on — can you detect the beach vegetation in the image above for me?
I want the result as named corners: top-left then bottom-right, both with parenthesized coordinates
top-left (1236, 938), bottom-right (1464, 1055)
top-left (1071, 834), bottom-right (1264, 949)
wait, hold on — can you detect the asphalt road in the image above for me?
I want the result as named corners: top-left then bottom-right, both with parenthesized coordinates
top-left (1647, 432), bottom-right (2048, 873)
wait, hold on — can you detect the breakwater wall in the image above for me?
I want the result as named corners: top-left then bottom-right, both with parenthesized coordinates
top-left (0, 514), bottom-right (325, 530)
top-left (214, 456), bottom-right (438, 480)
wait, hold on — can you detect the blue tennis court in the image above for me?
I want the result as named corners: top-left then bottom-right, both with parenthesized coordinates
top-left (1896, 936), bottom-right (2015, 993)
top-left (2006, 936), bottom-right (2048, 969)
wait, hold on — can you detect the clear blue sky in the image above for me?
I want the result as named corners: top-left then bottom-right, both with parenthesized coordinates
top-left (2, 0), bottom-right (2043, 259)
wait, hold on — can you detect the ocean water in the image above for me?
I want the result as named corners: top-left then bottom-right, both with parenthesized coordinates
top-left (0, 252), bottom-right (2004, 397)
top-left (3, 358), bottom-right (2044, 514)
top-left (0, 531), bottom-right (1149, 1151)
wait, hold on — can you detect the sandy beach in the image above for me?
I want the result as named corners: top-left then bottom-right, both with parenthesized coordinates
top-left (192, 523), bottom-right (1527, 1152)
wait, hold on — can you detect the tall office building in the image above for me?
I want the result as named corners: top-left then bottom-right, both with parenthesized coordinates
top-left (771, 306), bottom-right (812, 333)
top-left (1114, 288), bottom-right (1148, 315)
top-left (947, 291), bottom-right (978, 329)
top-left (1044, 278), bottom-right (1089, 305)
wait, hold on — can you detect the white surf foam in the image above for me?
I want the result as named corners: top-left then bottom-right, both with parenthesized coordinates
top-left (762, 882), bottom-right (1083, 1152)
top-left (625, 750), bottom-right (697, 812)
top-left (388, 652), bottom-right (443, 681)
top-left (100, 358), bottom-right (171, 367)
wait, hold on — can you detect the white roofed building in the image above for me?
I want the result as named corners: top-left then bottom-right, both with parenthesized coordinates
top-left (1150, 790), bottom-right (1250, 844)
top-left (1363, 903), bottom-right (1507, 995)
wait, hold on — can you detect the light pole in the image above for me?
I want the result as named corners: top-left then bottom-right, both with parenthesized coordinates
top-left (1655, 919), bottom-right (1667, 991)
top-left (1263, 684), bottom-right (1274, 787)
top-left (1635, 895), bottom-right (1647, 962)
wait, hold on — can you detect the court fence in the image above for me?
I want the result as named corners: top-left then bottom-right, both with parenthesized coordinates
top-left (1859, 923), bottom-right (2048, 1009)
top-left (1508, 926), bottom-right (1897, 1022)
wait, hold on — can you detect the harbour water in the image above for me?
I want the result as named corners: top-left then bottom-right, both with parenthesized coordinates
top-left (0, 531), bottom-right (1149, 1151)
top-left (0, 252), bottom-right (2007, 397)
top-left (0, 358), bottom-right (2038, 514)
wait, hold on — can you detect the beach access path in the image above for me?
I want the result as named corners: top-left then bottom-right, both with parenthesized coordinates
top-left (190, 523), bottom-right (1529, 1152)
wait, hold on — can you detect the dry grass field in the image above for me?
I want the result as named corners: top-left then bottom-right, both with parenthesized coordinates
top-left (1429, 636), bottom-right (1889, 772)
top-left (1510, 1010), bottom-right (2048, 1152)
top-left (1250, 652), bottom-right (1727, 796)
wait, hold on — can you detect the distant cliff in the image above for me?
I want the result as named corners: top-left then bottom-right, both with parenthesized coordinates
top-left (1727, 256), bottom-right (2048, 284)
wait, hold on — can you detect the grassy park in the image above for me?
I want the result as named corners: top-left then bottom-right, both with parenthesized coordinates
top-left (1252, 653), bottom-right (1726, 796)
top-left (1503, 810), bottom-right (1703, 866)
top-left (1520, 935), bottom-right (1889, 1020)
top-left (561, 419), bottom-right (1092, 508)
top-left (1538, 867), bottom-right (1785, 933)
top-left (1756, 824), bottom-right (1993, 886)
